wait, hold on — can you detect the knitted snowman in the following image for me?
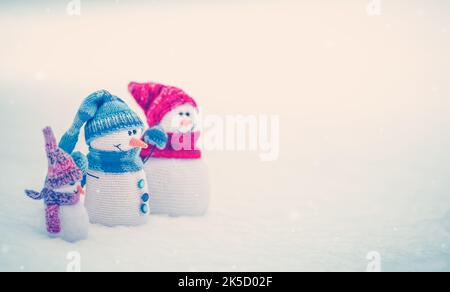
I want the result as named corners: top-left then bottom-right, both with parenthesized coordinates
top-left (25, 127), bottom-right (89, 242)
top-left (59, 90), bottom-right (151, 227)
top-left (129, 82), bottom-right (210, 217)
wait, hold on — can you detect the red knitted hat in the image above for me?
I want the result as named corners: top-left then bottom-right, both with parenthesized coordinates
top-left (128, 82), bottom-right (198, 128)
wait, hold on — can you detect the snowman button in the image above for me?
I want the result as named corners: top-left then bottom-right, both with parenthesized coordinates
top-left (140, 204), bottom-right (149, 214)
top-left (137, 179), bottom-right (145, 189)
top-left (141, 193), bottom-right (149, 203)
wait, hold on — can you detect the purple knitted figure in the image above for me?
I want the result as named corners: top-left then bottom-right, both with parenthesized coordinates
top-left (25, 127), bottom-right (89, 241)
top-left (46, 205), bottom-right (60, 234)
top-left (25, 188), bottom-right (81, 234)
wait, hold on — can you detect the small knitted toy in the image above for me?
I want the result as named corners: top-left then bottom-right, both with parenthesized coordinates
top-left (59, 90), bottom-right (151, 227)
top-left (25, 127), bottom-right (89, 242)
top-left (129, 82), bottom-right (210, 217)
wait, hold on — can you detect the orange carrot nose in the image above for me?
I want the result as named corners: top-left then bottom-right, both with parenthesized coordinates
top-left (77, 185), bottom-right (85, 195)
top-left (129, 138), bottom-right (148, 149)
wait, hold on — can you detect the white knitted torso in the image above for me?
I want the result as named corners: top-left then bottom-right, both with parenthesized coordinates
top-left (144, 158), bottom-right (210, 216)
top-left (85, 170), bottom-right (149, 227)
top-left (59, 202), bottom-right (89, 242)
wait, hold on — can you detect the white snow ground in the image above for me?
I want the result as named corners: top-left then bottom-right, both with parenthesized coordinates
top-left (1, 0), bottom-right (450, 272)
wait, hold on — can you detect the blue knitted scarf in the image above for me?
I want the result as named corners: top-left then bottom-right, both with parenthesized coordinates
top-left (87, 148), bottom-right (143, 174)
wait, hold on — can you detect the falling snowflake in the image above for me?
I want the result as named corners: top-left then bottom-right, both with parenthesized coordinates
top-left (415, 9), bottom-right (425, 17)
top-left (431, 179), bottom-right (440, 188)
top-left (312, 161), bottom-right (321, 168)
top-left (35, 71), bottom-right (47, 81)
top-left (324, 40), bottom-right (336, 49)
top-left (1, 244), bottom-right (10, 254)
top-left (289, 211), bottom-right (300, 221)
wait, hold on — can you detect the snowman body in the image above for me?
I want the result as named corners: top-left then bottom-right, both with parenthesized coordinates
top-left (144, 158), bottom-right (209, 216)
top-left (85, 170), bottom-right (148, 226)
top-left (84, 128), bottom-right (150, 227)
top-left (59, 201), bottom-right (89, 242)
top-left (144, 104), bottom-right (210, 216)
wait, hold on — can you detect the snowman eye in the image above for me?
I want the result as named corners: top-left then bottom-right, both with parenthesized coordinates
top-left (185, 112), bottom-right (191, 117)
top-left (133, 129), bottom-right (137, 135)
top-left (179, 112), bottom-right (184, 116)
top-left (128, 131), bottom-right (133, 136)
top-left (70, 182), bottom-right (76, 186)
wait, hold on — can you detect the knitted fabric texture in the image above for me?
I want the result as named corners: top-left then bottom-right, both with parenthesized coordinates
top-left (25, 188), bottom-right (80, 206)
top-left (25, 188), bottom-right (81, 234)
top-left (88, 147), bottom-right (144, 173)
top-left (71, 151), bottom-right (88, 187)
top-left (71, 151), bottom-right (88, 175)
top-left (143, 158), bottom-right (209, 216)
top-left (46, 205), bottom-right (61, 234)
top-left (143, 126), bottom-right (168, 150)
top-left (128, 82), bottom-right (198, 128)
top-left (25, 127), bottom-right (88, 239)
top-left (43, 127), bottom-right (83, 189)
top-left (59, 90), bottom-right (144, 154)
top-left (85, 170), bottom-right (149, 227)
top-left (141, 132), bottom-right (202, 160)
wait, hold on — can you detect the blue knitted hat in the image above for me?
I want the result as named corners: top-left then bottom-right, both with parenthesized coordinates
top-left (59, 90), bottom-right (144, 154)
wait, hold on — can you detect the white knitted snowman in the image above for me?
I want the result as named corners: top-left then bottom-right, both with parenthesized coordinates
top-left (59, 90), bottom-right (151, 227)
top-left (25, 127), bottom-right (89, 242)
top-left (129, 82), bottom-right (210, 217)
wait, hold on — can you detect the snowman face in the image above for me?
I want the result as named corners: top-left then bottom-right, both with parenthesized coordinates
top-left (160, 104), bottom-right (199, 134)
top-left (55, 183), bottom-right (83, 195)
top-left (90, 128), bottom-right (147, 152)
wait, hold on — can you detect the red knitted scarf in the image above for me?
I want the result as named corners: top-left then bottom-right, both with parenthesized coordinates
top-left (140, 132), bottom-right (202, 160)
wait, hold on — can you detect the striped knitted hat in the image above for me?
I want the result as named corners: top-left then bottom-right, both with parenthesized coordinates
top-left (59, 90), bottom-right (144, 154)
top-left (43, 127), bottom-right (83, 190)
top-left (128, 82), bottom-right (197, 128)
